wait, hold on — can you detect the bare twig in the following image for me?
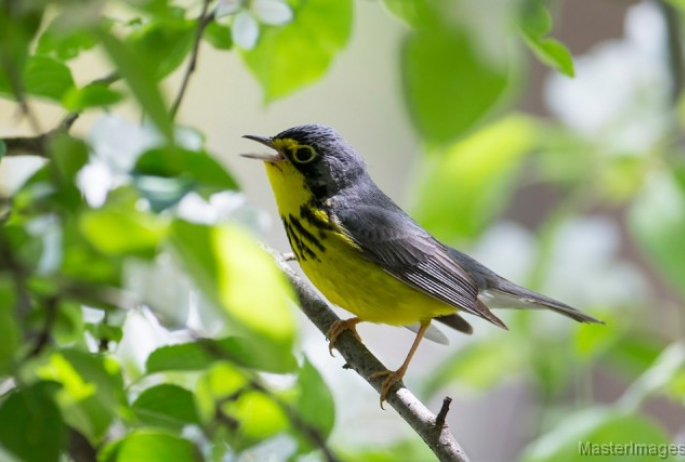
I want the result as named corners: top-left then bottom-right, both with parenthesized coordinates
top-left (170, 1), bottom-right (215, 119)
top-left (435, 396), bottom-right (452, 427)
top-left (1, 71), bottom-right (120, 157)
top-left (272, 253), bottom-right (471, 462)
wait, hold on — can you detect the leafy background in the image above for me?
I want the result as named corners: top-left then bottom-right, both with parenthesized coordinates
top-left (0, 0), bottom-right (684, 461)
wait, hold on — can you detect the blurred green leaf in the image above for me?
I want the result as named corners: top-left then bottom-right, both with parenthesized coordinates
top-left (195, 362), bottom-right (248, 423)
top-left (403, 23), bottom-right (510, 144)
top-left (134, 145), bottom-right (238, 192)
top-left (423, 337), bottom-right (527, 397)
top-left (521, 408), bottom-right (672, 462)
top-left (618, 342), bottom-right (685, 412)
top-left (101, 431), bottom-right (201, 462)
top-left (146, 337), bottom-right (295, 373)
top-left (85, 323), bottom-right (123, 343)
top-left (79, 207), bottom-right (168, 257)
top-left (50, 134), bottom-right (89, 182)
top-left (132, 384), bottom-right (200, 430)
top-left (341, 439), bottom-right (437, 462)
top-left (0, 140), bottom-right (6, 161)
top-left (519, 3), bottom-right (574, 77)
top-left (0, 5), bottom-right (43, 93)
top-left (97, 30), bottom-right (173, 140)
top-left (413, 116), bottom-right (537, 241)
top-left (241, 0), bottom-right (352, 102)
top-left (63, 84), bottom-right (123, 111)
top-left (128, 16), bottom-right (195, 79)
top-left (222, 390), bottom-right (288, 448)
top-left (0, 278), bottom-right (19, 375)
top-left (170, 222), bottom-right (297, 372)
top-left (382, 0), bottom-right (435, 27)
top-left (37, 349), bottom-right (127, 443)
top-left (573, 310), bottom-right (621, 362)
top-left (629, 170), bottom-right (685, 299)
top-left (605, 335), bottom-right (665, 379)
top-left (0, 55), bottom-right (76, 102)
top-left (291, 358), bottom-right (335, 453)
top-left (0, 382), bottom-right (67, 462)
top-left (36, 20), bottom-right (98, 60)
top-left (204, 22), bottom-right (232, 50)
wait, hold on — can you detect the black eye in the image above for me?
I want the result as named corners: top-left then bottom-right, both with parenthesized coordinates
top-left (292, 146), bottom-right (317, 164)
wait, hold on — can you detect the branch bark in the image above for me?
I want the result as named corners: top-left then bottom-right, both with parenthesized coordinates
top-left (272, 253), bottom-right (471, 462)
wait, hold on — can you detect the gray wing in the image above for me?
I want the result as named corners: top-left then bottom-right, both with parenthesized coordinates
top-left (333, 204), bottom-right (506, 328)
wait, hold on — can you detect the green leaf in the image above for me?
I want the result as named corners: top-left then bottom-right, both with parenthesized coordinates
top-left (241, 0), bottom-right (352, 102)
top-left (629, 170), bottom-right (685, 299)
top-left (204, 22), bottom-right (232, 50)
top-left (37, 349), bottom-right (127, 443)
top-left (0, 55), bottom-right (76, 102)
top-left (36, 20), bottom-right (98, 61)
top-left (422, 337), bottom-right (527, 397)
top-left (63, 84), bottom-right (123, 111)
top-left (222, 390), bottom-right (288, 448)
top-left (50, 134), bottom-right (89, 182)
top-left (97, 30), bottom-right (173, 140)
top-left (79, 207), bottom-right (168, 257)
top-left (146, 337), bottom-right (295, 373)
top-left (0, 382), bottom-right (67, 462)
top-left (132, 384), bottom-right (200, 430)
top-left (413, 116), bottom-right (536, 241)
top-left (0, 6), bottom-right (43, 94)
top-left (519, 4), bottom-right (575, 77)
top-left (170, 222), bottom-right (297, 372)
top-left (0, 279), bottom-right (19, 375)
top-left (618, 342), bottom-right (685, 412)
top-left (101, 431), bottom-right (201, 462)
top-left (521, 408), bottom-right (672, 462)
top-left (128, 16), bottom-right (195, 79)
top-left (402, 23), bottom-right (510, 144)
top-left (292, 358), bottom-right (335, 453)
top-left (382, 0), bottom-right (435, 27)
top-left (195, 362), bottom-right (248, 423)
top-left (134, 145), bottom-right (238, 191)
top-left (0, 140), bottom-right (6, 161)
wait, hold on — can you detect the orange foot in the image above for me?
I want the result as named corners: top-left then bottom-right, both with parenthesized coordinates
top-left (369, 368), bottom-right (406, 409)
top-left (326, 317), bottom-right (362, 356)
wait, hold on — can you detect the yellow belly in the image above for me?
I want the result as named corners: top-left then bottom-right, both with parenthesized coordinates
top-left (265, 162), bottom-right (457, 325)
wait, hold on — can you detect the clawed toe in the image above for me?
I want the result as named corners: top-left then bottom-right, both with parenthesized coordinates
top-left (369, 369), bottom-right (404, 408)
top-left (326, 318), bottom-right (362, 356)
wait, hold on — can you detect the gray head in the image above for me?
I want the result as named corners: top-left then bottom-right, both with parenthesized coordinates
top-left (244, 124), bottom-right (368, 199)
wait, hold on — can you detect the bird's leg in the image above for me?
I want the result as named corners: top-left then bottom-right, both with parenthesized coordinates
top-left (370, 320), bottom-right (430, 408)
top-left (326, 317), bottom-right (362, 356)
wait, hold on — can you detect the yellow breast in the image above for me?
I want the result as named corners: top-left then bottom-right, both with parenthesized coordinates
top-left (264, 161), bottom-right (457, 325)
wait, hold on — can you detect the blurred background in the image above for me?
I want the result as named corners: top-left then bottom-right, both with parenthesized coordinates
top-left (1, 0), bottom-right (684, 461)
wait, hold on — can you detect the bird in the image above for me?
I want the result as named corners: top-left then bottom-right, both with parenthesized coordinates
top-left (242, 124), bottom-right (603, 406)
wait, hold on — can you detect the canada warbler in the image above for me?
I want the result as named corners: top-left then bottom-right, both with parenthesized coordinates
top-left (243, 124), bottom-right (602, 405)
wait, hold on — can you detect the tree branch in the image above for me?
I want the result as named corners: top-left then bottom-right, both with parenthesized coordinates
top-left (170, 1), bottom-right (215, 120)
top-left (271, 253), bottom-right (471, 462)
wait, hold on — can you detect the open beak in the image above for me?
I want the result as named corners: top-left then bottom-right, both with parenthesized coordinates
top-left (241, 135), bottom-right (284, 162)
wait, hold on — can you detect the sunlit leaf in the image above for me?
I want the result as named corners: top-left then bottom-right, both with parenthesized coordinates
top-left (132, 384), bottom-right (200, 430)
top-left (402, 23), bottom-right (510, 144)
top-left (222, 390), bottom-right (288, 448)
top-left (97, 30), bottom-right (173, 140)
top-left (521, 408), bottom-right (671, 462)
top-left (195, 362), bottom-right (248, 423)
top-left (79, 207), bottom-right (168, 257)
top-left (0, 55), bottom-right (76, 102)
top-left (170, 221), bottom-right (296, 372)
top-left (0, 382), bottom-right (67, 462)
top-left (413, 116), bottom-right (537, 241)
top-left (37, 349), bottom-right (127, 443)
top-left (381, 0), bottom-right (434, 26)
top-left (241, 0), bottom-right (352, 102)
top-left (101, 431), bottom-right (202, 462)
top-left (629, 170), bottom-right (685, 299)
top-left (519, 3), bottom-right (574, 77)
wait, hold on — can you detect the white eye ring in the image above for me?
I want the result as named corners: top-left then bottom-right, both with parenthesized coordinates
top-left (292, 146), bottom-right (317, 164)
